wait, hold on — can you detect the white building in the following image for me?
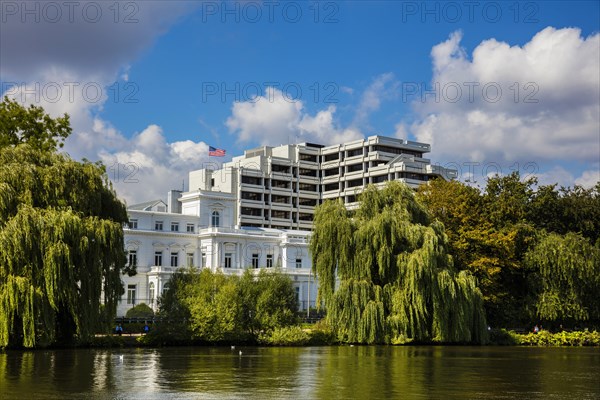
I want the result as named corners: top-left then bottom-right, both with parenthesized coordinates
top-left (117, 135), bottom-right (455, 316)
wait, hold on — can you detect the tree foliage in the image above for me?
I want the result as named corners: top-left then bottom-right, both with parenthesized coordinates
top-left (0, 100), bottom-right (128, 348)
top-left (528, 183), bottom-right (600, 243)
top-left (0, 98), bottom-right (71, 152)
top-left (418, 172), bottom-right (600, 328)
top-left (311, 182), bottom-right (487, 344)
top-left (526, 232), bottom-right (600, 323)
top-left (154, 268), bottom-right (298, 344)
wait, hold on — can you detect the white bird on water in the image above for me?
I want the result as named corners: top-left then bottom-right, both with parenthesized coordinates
top-left (231, 345), bottom-right (235, 350)
top-left (119, 355), bottom-right (124, 362)
top-left (239, 350), bottom-right (242, 356)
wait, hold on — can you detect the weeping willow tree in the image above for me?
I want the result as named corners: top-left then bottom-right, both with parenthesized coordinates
top-left (0, 100), bottom-right (128, 348)
top-left (310, 181), bottom-right (487, 344)
top-left (526, 232), bottom-right (600, 324)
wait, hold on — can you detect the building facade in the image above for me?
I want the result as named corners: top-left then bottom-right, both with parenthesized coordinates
top-left (117, 136), bottom-right (455, 316)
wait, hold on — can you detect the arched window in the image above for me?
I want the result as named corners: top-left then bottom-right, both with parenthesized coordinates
top-left (211, 211), bottom-right (220, 227)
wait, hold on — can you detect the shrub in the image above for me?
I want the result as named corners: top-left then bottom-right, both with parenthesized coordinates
top-left (488, 329), bottom-right (520, 345)
top-left (125, 303), bottom-right (154, 319)
top-left (308, 320), bottom-right (337, 345)
top-left (263, 326), bottom-right (311, 346)
top-left (514, 330), bottom-right (600, 346)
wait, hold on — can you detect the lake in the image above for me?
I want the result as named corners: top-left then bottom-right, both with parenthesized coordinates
top-left (1, 346), bottom-right (599, 399)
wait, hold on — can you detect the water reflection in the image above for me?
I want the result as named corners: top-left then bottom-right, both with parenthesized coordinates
top-left (1, 346), bottom-right (599, 399)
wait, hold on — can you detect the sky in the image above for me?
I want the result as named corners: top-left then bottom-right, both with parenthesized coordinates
top-left (1, 0), bottom-right (599, 204)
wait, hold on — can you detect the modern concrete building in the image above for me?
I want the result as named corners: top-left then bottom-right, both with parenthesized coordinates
top-left (189, 135), bottom-right (456, 229)
top-left (116, 135), bottom-right (455, 316)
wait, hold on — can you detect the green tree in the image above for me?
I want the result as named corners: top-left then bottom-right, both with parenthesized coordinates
top-left (152, 268), bottom-right (195, 343)
top-left (311, 182), bottom-right (487, 344)
top-left (252, 270), bottom-right (298, 332)
top-left (184, 269), bottom-right (244, 342)
top-left (526, 232), bottom-right (600, 324)
top-left (154, 268), bottom-right (300, 344)
top-left (527, 183), bottom-right (600, 244)
top-left (0, 100), bottom-right (128, 348)
top-left (0, 98), bottom-right (71, 152)
top-left (418, 175), bottom-right (539, 327)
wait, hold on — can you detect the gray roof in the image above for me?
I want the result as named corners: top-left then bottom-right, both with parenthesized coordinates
top-left (127, 199), bottom-right (166, 211)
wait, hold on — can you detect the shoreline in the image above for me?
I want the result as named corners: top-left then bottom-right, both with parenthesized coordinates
top-left (3, 329), bottom-right (598, 351)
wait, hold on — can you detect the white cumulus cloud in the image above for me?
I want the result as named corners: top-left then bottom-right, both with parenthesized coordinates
top-left (226, 87), bottom-right (362, 146)
top-left (405, 27), bottom-right (599, 188)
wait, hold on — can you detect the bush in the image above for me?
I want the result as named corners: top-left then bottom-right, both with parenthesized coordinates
top-left (262, 326), bottom-right (311, 346)
top-left (125, 303), bottom-right (154, 318)
top-left (307, 320), bottom-right (336, 345)
top-left (513, 330), bottom-right (600, 346)
top-left (488, 329), bottom-right (520, 345)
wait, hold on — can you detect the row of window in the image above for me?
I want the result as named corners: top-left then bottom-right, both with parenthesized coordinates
top-left (322, 173), bottom-right (429, 192)
top-left (129, 250), bottom-right (303, 270)
top-left (242, 175), bottom-right (320, 189)
top-left (126, 282), bottom-right (159, 305)
top-left (128, 250), bottom-right (194, 268)
top-left (128, 212), bottom-right (222, 231)
top-left (223, 253), bottom-right (302, 269)
top-left (321, 146), bottom-right (424, 162)
top-left (240, 208), bottom-right (314, 222)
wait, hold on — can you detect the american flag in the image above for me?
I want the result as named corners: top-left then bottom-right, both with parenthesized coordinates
top-left (209, 146), bottom-right (226, 157)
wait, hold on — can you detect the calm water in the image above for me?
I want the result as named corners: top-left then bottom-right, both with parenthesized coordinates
top-left (1, 346), bottom-right (599, 399)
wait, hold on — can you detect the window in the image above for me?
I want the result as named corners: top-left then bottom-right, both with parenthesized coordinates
top-left (271, 210), bottom-right (290, 219)
top-left (347, 178), bottom-right (363, 188)
top-left (299, 168), bottom-right (317, 177)
top-left (201, 252), bottom-right (207, 268)
top-left (224, 253), bottom-right (232, 268)
top-left (127, 285), bottom-right (136, 305)
top-left (295, 258), bottom-right (302, 269)
top-left (252, 253), bottom-right (259, 269)
top-left (272, 195), bottom-right (290, 204)
top-left (149, 282), bottom-right (155, 305)
top-left (186, 223), bottom-right (195, 233)
top-left (347, 148), bottom-right (363, 157)
top-left (324, 182), bottom-right (339, 192)
top-left (155, 221), bottom-right (163, 231)
top-left (266, 254), bottom-right (273, 268)
top-left (372, 145), bottom-right (423, 158)
top-left (128, 250), bottom-right (137, 267)
top-left (211, 211), bottom-right (220, 227)
top-left (162, 282), bottom-right (170, 295)
top-left (299, 183), bottom-right (317, 192)
top-left (241, 191), bottom-right (262, 201)
top-left (171, 222), bottom-right (179, 232)
top-left (241, 175), bottom-right (261, 185)
top-left (372, 174), bottom-right (387, 184)
top-left (128, 219), bottom-right (138, 229)
top-left (170, 252), bottom-right (178, 267)
top-left (299, 198), bottom-right (317, 207)
top-left (295, 287), bottom-right (300, 302)
top-left (299, 213), bottom-right (313, 222)
top-left (187, 253), bottom-right (194, 267)
top-left (154, 251), bottom-right (162, 266)
top-left (272, 164), bottom-right (291, 174)
top-left (272, 180), bottom-right (290, 189)
top-left (324, 152), bottom-right (339, 162)
top-left (241, 207), bottom-right (262, 216)
top-left (347, 163), bottom-right (363, 173)
top-left (299, 153), bottom-right (317, 162)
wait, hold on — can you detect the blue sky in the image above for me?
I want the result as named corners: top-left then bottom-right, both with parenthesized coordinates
top-left (1, 1), bottom-right (599, 203)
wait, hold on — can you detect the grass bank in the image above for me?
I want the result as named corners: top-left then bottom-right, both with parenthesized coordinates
top-left (488, 329), bottom-right (600, 346)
